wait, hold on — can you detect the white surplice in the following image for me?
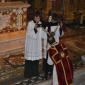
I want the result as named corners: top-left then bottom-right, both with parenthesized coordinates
top-left (24, 20), bottom-right (47, 61)
top-left (53, 65), bottom-right (59, 85)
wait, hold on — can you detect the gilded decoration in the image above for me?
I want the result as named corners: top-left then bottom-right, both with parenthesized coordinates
top-left (0, 1), bottom-right (29, 34)
top-left (0, 8), bottom-right (27, 33)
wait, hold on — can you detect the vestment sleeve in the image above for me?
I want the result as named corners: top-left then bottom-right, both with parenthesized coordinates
top-left (26, 22), bottom-right (37, 39)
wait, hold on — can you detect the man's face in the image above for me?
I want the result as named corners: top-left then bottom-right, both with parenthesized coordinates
top-left (34, 16), bottom-right (40, 23)
top-left (48, 16), bottom-right (52, 22)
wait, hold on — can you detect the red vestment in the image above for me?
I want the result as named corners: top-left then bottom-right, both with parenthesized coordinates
top-left (48, 42), bottom-right (73, 85)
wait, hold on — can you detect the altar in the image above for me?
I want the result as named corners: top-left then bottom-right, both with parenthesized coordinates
top-left (0, 1), bottom-right (30, 56)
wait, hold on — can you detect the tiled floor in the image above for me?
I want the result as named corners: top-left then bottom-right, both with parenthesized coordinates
top-left (0, 28), bottom-right (85, 85)
top-left (35, 68), bottom-right (85, 85)
top-left (35, 80), bottom-right (51, 85)
top-left (74, 68), bottom-right (85, 85)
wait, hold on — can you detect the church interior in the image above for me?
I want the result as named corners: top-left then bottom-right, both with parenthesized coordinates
top-left (0, 0), bottom-right (85, 85)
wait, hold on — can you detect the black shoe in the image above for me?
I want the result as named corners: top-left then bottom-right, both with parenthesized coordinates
top-left (38, 75), bottom-right (44, 80)
top-left (15, 81), bottom-right (23, 85)
top-left (44, 75), bottom-right (48, 80)
top-left (22, 79), bottom-right (31, 85)
top-left (31, 76), bottom-right (38, 83)
top-left (26, 80), bottom-right (32, 85)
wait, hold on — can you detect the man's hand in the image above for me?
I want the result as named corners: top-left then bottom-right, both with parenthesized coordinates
top-left (34, 27), bottom-right (38, 33)
top-left (50, 32), bottom-right (55, 36)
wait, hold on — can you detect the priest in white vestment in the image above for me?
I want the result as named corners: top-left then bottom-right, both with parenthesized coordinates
top-left (24, 12), bottom-right (47, 83)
